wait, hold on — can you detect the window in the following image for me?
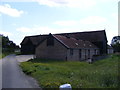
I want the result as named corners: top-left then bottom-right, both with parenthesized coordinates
top-left (79, 49), bottom-right (81, 59)
top-left (70, 49), bottom-right (73, 55)
top-left (85, 49), bottom-right (87, 59)
top-left (47, 37), bottom-right (54, 46)
top-left (88, 49), bottom-right (90, 58)
top-left (94, 49), bottom-right (97, 55)
top-left (94, 49), bottom-right (99, 55)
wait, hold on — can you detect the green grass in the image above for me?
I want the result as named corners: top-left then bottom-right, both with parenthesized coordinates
top-left (0, 51), bottom-right (19, 59)
top-left (20, 54), bottom-right (119, 88)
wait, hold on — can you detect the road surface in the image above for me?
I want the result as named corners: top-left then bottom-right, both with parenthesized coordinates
top-left (2, 54), bottom-right (40, 89)
top-left (0, 59), bottom-right (2, 90)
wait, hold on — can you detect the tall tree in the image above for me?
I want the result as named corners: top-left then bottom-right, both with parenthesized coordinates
top-left (1, 34), bottom-right (19, 52)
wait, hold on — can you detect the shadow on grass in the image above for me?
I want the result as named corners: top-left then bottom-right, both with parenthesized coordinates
top-left (28, 58), bottom-right (65, 63)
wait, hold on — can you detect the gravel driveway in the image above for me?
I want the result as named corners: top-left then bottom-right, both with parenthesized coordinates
top-left (16, 55), bottom-right (34, 62)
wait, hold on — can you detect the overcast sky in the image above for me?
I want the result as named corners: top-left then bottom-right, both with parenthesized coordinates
top-left (0, 0), bottom-right (119, 45)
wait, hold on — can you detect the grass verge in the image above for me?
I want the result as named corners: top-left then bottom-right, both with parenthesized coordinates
top-left (0, 51), bottom-right (19, 59)
top-left (0, 52), bottom-right (10, 59)
top-left (20, 54), bottom-right (119, 88)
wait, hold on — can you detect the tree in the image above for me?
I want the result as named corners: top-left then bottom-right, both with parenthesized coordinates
top-left (1, 35), bottom-right (10, 48)
top-left (1, 34), bottom-right (19, 52)
top-left (111, 36), bottom-right (120, 52)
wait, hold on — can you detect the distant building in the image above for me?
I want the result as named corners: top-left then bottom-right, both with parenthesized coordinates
top-left (21, 30), bottom-right (108, 61)
top-left (107, 45), bottom-right (114, 54)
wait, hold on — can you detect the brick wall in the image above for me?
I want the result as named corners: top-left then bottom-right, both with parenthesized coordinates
top-left (35, 38), bottom-right (100, 61)
top-left (67, 49), bottom-right (79, 61)
top-left (35, 38), bottom-right (67, 60)
top-left (67, 48), bottom-right (100, 61)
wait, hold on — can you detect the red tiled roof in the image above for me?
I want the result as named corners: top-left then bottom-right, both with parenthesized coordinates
top-left (54, 35), bottom-right (98, 49)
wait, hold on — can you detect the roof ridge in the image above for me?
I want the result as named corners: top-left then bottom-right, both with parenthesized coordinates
top-left (26, 34), bottom-right (49, 37)
top-left (54, 30), bottom-right (105, 35)
top-left (23, 30), bottom-right (105, 38)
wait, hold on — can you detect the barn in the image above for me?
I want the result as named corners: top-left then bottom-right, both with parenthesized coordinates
top-left (36, 33), bottom-right (100, 61)
top-left (21, 30), bottom-right (108, 60)
top-left (20, 35), bottom-right (48, 54)
top-left (56, 30), bottom-right (108, 54)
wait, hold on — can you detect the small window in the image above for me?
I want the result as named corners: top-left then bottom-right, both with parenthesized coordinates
top-left (96, 49), bottom-right (98, 55)
top-left (70, 49), bottom-right (73, 55)
top-left (79, 49), bottom-right (81, 59)
top-left (94, 49), bottom-right (97, 55)
top-left (47, 37), bottom-right (54, 46)
top-left (88, 49), bottom-right (90, 58)
top-left (85, 49), bottom-right (87, 59)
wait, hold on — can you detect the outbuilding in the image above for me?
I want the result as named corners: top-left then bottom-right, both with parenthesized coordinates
top-left (35, 34), bottom-right (100, 61)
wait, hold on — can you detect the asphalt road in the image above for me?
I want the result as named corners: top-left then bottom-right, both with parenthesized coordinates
top-left (0, 59), bottom-right (2, 90)
top-left (2, 54), bottom-right (40, 89)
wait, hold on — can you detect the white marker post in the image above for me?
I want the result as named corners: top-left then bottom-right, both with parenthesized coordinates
top-left (59, 84), bottom-right (72, 90)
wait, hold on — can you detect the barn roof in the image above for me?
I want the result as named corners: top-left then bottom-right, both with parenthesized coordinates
top-left (20, 35), bottom-right (48, 45)
top-left (107, 45), bottom-right (113, 49)
top-left (56, 30), bottom-right (107, 42)
top-left (21, 30), bottom-right (107, 47)
top-left (53, 35), bottom-right (98, 49)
